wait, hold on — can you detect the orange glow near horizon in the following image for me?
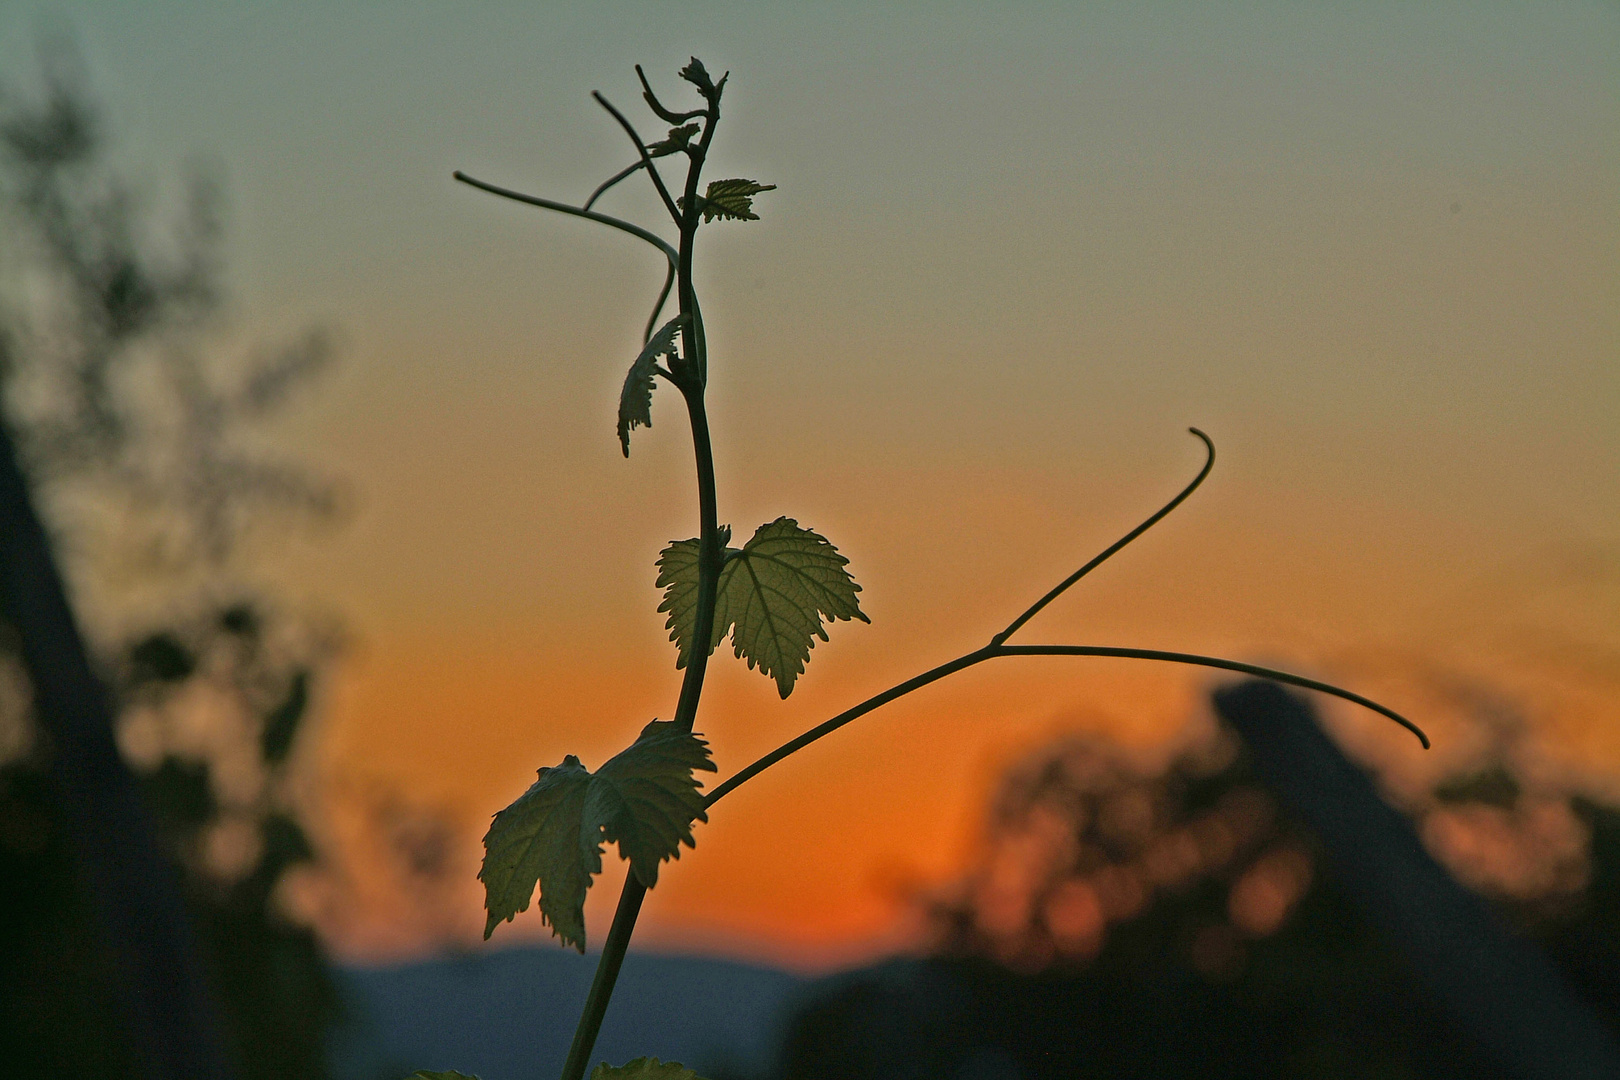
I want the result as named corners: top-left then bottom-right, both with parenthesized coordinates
top-left (309, 521), bottom-right (1619, 971)
top-left (312, 622), bottom-right (1221, 968)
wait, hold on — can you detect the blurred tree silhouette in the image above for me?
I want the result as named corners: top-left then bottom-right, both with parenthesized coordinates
top-left (783, 682), bottom-right (1620, 1078)
top-left (0, 41), bottom-right (343, 1078)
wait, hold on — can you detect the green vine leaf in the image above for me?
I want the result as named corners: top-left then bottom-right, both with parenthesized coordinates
top-left (618, 315), bottom-right (685, 456)
top-left (679, 178), bottom-right (776, 223)
top-left (654, 525), bottom-right (730, 665)
top-left (647, 124), bottom-right (698, 155)
top-left (720, 518), bottom-right (868, 696)
top-left (479, 721), bottom-right (714, 950)
top-left (658, 517), bottom-right (868, 698)
top-left (479, 754), bottom-right (593, 948)
top-left (590, 1058), bottom-right (709, 1080)
top-left (593, 720), bottom-right (715, 888)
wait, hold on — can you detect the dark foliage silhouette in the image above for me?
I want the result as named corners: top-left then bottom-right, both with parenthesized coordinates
top-left (0, 43), bottom-right (342, 1079)
top-left (780, 683), bottom-right (1620, 1079)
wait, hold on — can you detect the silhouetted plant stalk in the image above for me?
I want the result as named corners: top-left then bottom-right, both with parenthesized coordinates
top-left (452, 59), bottom-right (1427, 1080)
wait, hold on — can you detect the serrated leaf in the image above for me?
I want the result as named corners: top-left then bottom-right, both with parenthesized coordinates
top-left (479, 722), bottom-right (713, 950)
top-left (646, 124), bottom-right (698, 155)
top-left (595, 720), bottom-right (715, 888)
top-left (721, 518), bottom-right (869, 696)
top-left (590, 1058), bottom-right (709, 1080)
top-left (479, 754), bottom-right (594, 948)
top-left (654, 526), bottom-right (732, 665)
top-left (618, 315), bottom-right (685, 456)
top-left (697, 178), bottom-right (776, 223)
top-left (658, 518), bottom-right (868, 697)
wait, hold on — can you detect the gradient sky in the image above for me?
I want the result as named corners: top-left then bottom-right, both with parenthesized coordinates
top-left (2, 2), bottom-right (1615, 968)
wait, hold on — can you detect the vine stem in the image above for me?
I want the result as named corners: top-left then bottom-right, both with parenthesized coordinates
top-left (560, 873), bottom-right (646, 1080)
top-left (461, 78), bottom-right (1426, 1080)
top-left (558, 72), bottom-right (723, 1080)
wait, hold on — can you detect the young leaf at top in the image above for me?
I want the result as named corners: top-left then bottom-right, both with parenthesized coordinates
top-left (479, 721), bottom-right (714, 951)
top-left (658, 518), bottom-right (868, 698)
top-left (590, 1058), bottom-right (709, 1080)
top-left (618, 315), bottom-right (685, 456)
top-left (678, 57), bottom-right (717, 98)
top-left (679, 179), bottom-right (777, 223)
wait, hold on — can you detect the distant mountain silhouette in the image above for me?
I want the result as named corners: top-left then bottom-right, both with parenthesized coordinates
top-left (330, 945), bottom-right (803, 1080)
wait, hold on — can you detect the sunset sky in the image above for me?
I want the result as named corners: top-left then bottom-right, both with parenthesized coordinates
top-left (2, 2), bottom-right (1615, 969)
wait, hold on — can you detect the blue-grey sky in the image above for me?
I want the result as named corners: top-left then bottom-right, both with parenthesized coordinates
top-left (2, 1), bottom-right (1615, 962)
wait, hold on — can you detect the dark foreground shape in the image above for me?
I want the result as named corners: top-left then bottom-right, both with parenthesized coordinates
top-left (0, 417), bottom-right (236, 1080)
top-left (333, 946), bottom-right (801, 1080)
top-left (779, 682), bottom-right (1620, 1080)
top-left (1214, 679), bottom-right (1620, 1080)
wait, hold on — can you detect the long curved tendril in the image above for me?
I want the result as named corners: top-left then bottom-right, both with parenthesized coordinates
top-left (993, 427), bottom-right (1214, 645)
top-left (452, 171), bottom-right (677, 267)
top-left (703, 640), bottom-right (1427, 811)
top-left (703, 648), bottom-right (991, 808)
top-left (996, 645), bottom-right (1429, 748)
top-left (584, 150), bottom-right (689, 212)
top-left (591, 92), bottom-right (681, 224)
top-left (584, 161), bottom-right (645, 212)
top-left (703, 425), bottom-right (1427, 813)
